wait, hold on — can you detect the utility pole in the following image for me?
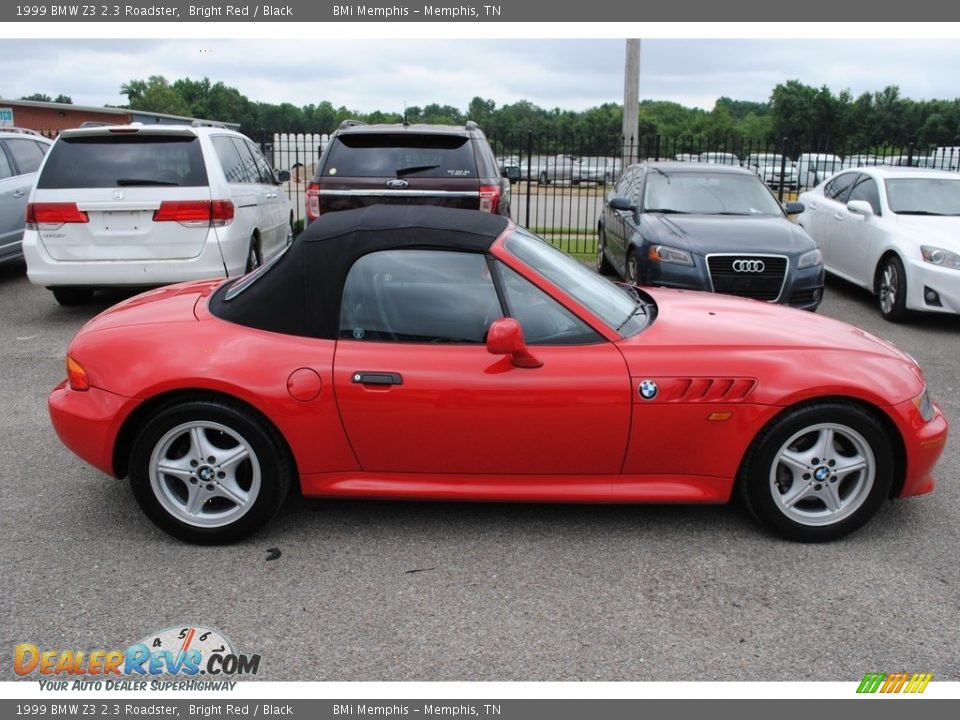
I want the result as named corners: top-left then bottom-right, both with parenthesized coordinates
top-left (622, 39), bottom-right (640, 172)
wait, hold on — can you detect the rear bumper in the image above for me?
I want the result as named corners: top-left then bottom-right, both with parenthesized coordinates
top-left (23, 229), bottom-right (228, 287)
top-left (48, 380), bottom-right (140, 478)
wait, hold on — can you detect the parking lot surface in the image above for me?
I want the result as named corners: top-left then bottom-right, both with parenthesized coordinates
top-left (1, 258), bottom-right (957, 682)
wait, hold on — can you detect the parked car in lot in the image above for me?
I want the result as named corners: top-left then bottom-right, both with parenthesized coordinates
top-left (797, 167), bottom-right (960, 321)
top-left (796, 152), bottom-right (843, 189)
top-left (597, 162), bottom-right (825, 310)
top-left (0, 127), bottom-right (53, 263)
top-left (745, 153), bottom-right (799, 189)
top-left (843, 154), bottom-right (881, 170)
top-left (49, 205), bottom-right (946, 544)
top-left (305, 119), bottom-right (511, 223)
top-left (698, 151), bottom-right (740, 166)
top-left (23, 122), bottom-right (293, 306)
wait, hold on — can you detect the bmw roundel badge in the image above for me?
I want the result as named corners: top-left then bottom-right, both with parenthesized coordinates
top-left (639, 379), bottom-right (658, 400)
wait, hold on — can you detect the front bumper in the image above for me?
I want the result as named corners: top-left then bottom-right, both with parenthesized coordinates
top-left (887, 395), bottom-right (948, 498)
top-left (641, 249), bottom-right (825, 311)
top-left (903, 257), bottom-right (960, 315)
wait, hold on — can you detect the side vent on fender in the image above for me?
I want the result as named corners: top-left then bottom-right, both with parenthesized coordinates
top-left (664, 377), bottom-right (757, 403)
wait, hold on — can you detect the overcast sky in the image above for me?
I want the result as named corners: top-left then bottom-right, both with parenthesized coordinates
top-left (3, 38), bottom-right (960, 113)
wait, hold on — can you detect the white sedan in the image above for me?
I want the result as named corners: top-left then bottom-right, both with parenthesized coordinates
top-left (797, 167), bottom-right (960, 321)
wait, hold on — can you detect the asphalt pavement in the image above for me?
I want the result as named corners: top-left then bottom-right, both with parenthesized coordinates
top-left (1, 259), bottom-right (957, 682)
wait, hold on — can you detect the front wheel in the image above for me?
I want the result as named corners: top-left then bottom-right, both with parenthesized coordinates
top-left (129, 399), bottom-right (292, 544)
top-left (625, 249), bottom-right (642, 285)
top-left (739, 402), bottom-right (893, 542)
top-left (245, 237), bottom-right (262, 273)
top-left (539, 172), bottom-right (549, 185)
top-left (877, 255), bottom-right (909, 322)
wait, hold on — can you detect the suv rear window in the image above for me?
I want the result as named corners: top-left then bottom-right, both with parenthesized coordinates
top-left (323, 133), bottom-right (476, 178)
top-left (37, 135), bottom-right (208, 188)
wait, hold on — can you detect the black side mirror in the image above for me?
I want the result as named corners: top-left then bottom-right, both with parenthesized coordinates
top-left (275, 169), bottom-right (291, 184)
top-left (609, 197), bottom-right (636, 213)
top-left (783, 201), bottom-right (804, 214)
top-left (502, 166), bottom-right (521, 182)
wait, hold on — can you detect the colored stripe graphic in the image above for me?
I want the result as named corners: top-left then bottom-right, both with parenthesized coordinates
top-left (857, 672), bottom-right (931, 694)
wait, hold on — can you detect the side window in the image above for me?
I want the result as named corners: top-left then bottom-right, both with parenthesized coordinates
top-left (0, 144), bottom-right (13, 180)
top-left (496, 263), bottom-right (601, 345)
top-left (340, 250), bottom-right (501, 343)
top-left (242, 139), bottom-right (276, 184)
top-left (228, 137), bottom-right (262, 184)
top-left (211, 136), bottom-right (249, 184)
top-left (847, 176), bottom-right (881, 215)
top-left (5, 138), bottom-right (47, 175)
top-left (614, 167), bottom-right (635, 196)
top-left (823, 172), bottom-right (857, 201)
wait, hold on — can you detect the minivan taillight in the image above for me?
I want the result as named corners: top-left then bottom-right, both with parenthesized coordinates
top-left (479, 184), bottom-right (502, 214)
top-left (153, 200), bottom-right (234, 227)
top-left (25, 203), bottom-right (89, 230)
top-left (305, 182), bottom-right (321, 221)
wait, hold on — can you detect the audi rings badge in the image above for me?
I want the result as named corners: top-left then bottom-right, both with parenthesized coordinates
top-left (732, 259), bottom-right (765, 273)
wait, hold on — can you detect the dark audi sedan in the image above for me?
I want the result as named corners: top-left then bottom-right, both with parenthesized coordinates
top-left (597, 162), bottom-right (824, 310)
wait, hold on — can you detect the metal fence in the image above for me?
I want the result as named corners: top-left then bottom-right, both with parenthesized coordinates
top-left (264, 129), bottom-right (960, 256)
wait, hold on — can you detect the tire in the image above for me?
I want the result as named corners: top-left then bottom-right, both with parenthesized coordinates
top-left (625, 249), bottom-right (642, 285)
top-left (596, 227), bottom-right (615, 275)
top-left (738, 402), bottom-right (893, 542)
top-left (51, 287), bottom-right (93, 306)
top-left (539, 172), bottom-right (549, 185)
top-left (876, 255), bottom-right (909, 322)
top-left (129, 399), bottom-right (293, 544)
top-left (245, 238), bottom-right (262, 273)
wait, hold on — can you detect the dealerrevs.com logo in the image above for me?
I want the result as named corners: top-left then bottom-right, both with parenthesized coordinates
top-left (14, 626), bottom-right (260, 690)
top-left (857, 672), bottom-right (933, 694)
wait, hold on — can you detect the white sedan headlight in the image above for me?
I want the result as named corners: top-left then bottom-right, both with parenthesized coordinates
top-left (920, 246), bottom-right (960, 270)
top-left (797, 248), bottom-right (823, 269)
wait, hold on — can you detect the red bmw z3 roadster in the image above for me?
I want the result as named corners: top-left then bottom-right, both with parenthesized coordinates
top-left (48, 206), bottom-right (947, 544)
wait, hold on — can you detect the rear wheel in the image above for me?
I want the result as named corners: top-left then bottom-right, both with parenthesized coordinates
top-left (877, 255), bottom-right (908, 322)
top-left (539, 171), bottom-right (549, 185)
top-left (129, 399), bottom-right (292, 544)
top-left (596, 227), bottom-right (615, 275)
top-left (245, 237), bottom-right (262, 273)
top-left (51, 287), bottom-right (93, 306)
top-left (739, 402), bottom-right (893, 542)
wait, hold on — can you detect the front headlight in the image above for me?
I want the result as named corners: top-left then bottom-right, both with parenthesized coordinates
top-left (797, 248), bottom-right (823, 269)
top-left (912, 388), bottom-right (936, 422)
top-left (920, 245), bottom-right (960, 270)
top-left (647, 245), bottom-right (694, 266)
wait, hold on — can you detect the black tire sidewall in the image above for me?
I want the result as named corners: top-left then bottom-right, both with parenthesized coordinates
top-left (129, 400), bottom-right (289, 544)
top-left (742, 403), bottom-right (893, 542)
top-left (879, 255), bottom-right (908, 322)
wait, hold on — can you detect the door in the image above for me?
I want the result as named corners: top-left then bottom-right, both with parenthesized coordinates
top-left (832, 175), bottom-right (883, 282)
top-left (332, 248), bottom-right (632, 475)
top-left (812, 171), bottom-right (860, 269)
top-left (0, 138), bottom-right (46, 259)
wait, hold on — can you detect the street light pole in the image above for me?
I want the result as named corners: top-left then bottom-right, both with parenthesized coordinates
top-left (622, 39), bottom-right (641, 171)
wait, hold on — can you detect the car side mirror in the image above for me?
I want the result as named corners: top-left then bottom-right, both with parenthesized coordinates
top-left (847, 200), bottom-right (874, 217)
top-left (486, 318), bottom-right (542, 369)
top-left (502, 166), bottom-right (521, 182)
top-left (275, 169), bottom-right (291, 184)
top-left (783, 201), bottom-right (805, 214)
top-left (609, 197), bottom-right (636, 213)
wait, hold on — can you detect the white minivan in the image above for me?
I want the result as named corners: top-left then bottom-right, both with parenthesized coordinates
top-left (23, 122), bottom-right (292, 305)
top-left (795, 152), bottom-right (843, 190)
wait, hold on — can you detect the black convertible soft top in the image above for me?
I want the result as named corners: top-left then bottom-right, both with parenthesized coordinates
top-left (209, 205), bottom-right (511, 339)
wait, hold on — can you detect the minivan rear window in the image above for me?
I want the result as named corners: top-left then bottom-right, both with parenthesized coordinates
top-left (37, 135), bottom-right (208, 188)
top-left (324, 133), bottom-right (475, 178)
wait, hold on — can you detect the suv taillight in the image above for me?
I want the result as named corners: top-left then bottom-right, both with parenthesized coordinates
top-left (25, 203), bottom-right (89, 230)
top-left (153, 200), bottom-right (234, 227)
top-left (305, 182), bottom-right (321, 221)
top-left (479, 184), bottom-right (502, 214)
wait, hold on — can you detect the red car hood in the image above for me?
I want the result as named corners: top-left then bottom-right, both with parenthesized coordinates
top-left (618, 288), bottom-right (923, 406)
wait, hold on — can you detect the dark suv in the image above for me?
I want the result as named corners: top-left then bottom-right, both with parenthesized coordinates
top-left (305, 120), bottom-right (512, 223)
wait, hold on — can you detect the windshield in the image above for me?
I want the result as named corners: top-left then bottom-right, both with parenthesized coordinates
top-left (886, 178), bottom-right (960, 215)
top-left (503, 228), bottom-right (651, 337)
top-left (643, 171), bottom-right (784, 216)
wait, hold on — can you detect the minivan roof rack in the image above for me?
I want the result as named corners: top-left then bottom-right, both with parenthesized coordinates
top-left (0, 126), bottom-right (42, 136)
top-left (191, 119), bottom-right (227, 128)
top-left (337, 119), bottom-right (367, 131)
top-left (465, 120), bottom-right (480, 131)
